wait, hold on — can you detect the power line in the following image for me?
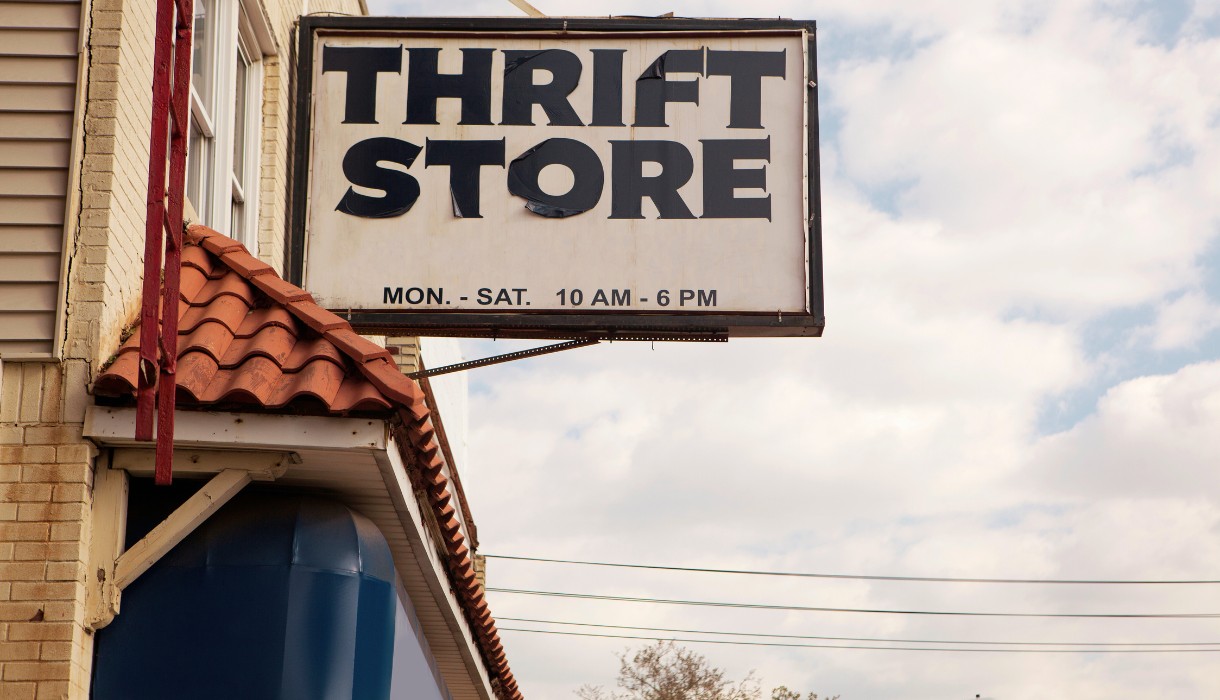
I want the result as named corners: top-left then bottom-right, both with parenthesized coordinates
top-left (483, 554), bottom-right (1220, 585)
top-left (496, 617), bottom-right (1220, 647)
top-left (485, 587), bottom-right (1220, 619)
top-left (498, 628), bottom-right (1220, 653)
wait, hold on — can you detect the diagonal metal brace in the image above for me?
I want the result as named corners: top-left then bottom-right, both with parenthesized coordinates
top-left (408, 338), bottom-right (600, 379)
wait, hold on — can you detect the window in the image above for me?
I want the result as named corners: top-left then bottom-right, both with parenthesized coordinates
top-left (187, 0), bottom-right (265, 253)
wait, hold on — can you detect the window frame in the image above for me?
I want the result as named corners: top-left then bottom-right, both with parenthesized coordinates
top-left (186, 0), bottom-right (270, 255)
top-left (228, 23), bottom-right (263, 247)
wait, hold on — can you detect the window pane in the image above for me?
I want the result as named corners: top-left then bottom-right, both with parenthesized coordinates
top-left (232, 48), bottom-right (248, 181)
top-left (187, 118), bottom-right (213, 223)
top-left (230, 199), bottom-right (244, 242)
top-left (191, 0), bottom-right (214, 110)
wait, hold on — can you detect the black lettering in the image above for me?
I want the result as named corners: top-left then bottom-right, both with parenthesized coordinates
top-left (590, 49), bottom-right (626, 127)
top-left (405, 287), bottom-right (424, 304)
top-left (701, 138), bottom-right (771, 220)
top-left (680, 289), bottom-right (696, 306)
top-left (322, 46), bottom-right (402, 124)
top-left (609, 140), bottom-right (695, 219)
top-left (512, 288), bottom-right (527, 304)
top-left (592, 289), bottom-right (609, 306)
top-left (425, 139), bottom-right (506, 218)
top-left (477, 288), bottom-right (493, 305)
top-left (427, 288), bottom-right (444, 304)
top-left (383, 287), bottom-right (403, 304)
top-left (611, 289), bottom-right (630, 306)
top-left (507, 138), bottom-right (604, 218)
top-left (501, 50), bottom-right (583, 126)
top-left (405, 48), bottom-right (494, 125)
top-left (698, 289), bottom-right (717, 306)
top-left (335, 137), bottom-right (422, 218)
top-left (633, 49), bottom-right (704, 127)
top-left (705, 50), bottom-right (786, 129)
top-left (494, 289), bottom-right (513, 304)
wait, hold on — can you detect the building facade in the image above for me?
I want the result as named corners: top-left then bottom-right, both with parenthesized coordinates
top-left (0, 1), bottom-right (519, 698)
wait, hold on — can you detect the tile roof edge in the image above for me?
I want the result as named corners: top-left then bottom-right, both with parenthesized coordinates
top-left (416, 369), bottom-right (479, 549)
top-left (393, 408), bottom-right (522, 700)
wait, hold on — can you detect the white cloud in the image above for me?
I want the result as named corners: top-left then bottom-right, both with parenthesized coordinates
top-left (1030, 360), bottom-right (1220, 499)
top-left (357, 0), bottom-right (1220, 697)
top-left (1136, 291), bottom-right (1220, 350)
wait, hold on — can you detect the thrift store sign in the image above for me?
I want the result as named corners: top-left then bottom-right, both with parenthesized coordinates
top-left (297, 19), bottom-right (823, 337)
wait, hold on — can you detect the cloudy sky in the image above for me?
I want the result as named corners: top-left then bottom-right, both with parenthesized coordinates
top-left (367, 1), bottom-right (1220, 698)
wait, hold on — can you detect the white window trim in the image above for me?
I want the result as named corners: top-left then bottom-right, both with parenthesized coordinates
top-left (228, 25), bottom-right (263, 248)
top-left (186, 0), bottom-right (274, 254)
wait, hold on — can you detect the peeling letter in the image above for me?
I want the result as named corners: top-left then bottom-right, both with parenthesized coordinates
top-left (508, 138), bottom-right (604, 218)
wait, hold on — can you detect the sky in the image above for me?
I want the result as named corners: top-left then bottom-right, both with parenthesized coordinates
top-left (363, 1), bottom-right (1220, 698)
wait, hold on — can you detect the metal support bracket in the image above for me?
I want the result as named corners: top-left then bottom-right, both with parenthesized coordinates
top-left (85, 452), bottom-right (293, 630)
top-left (408, 338), bottom-right (600, 379)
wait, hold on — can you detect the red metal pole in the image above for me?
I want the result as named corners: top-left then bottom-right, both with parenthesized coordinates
top-left (136, 0), bottom-right (177, 441)
top-left (155, 0), bottom-right (194, 485)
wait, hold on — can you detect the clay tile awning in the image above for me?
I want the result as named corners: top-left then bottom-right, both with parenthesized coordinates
top-left (93, 224), bottom-right (524, 700)
top-left (94, 228), bottom-right (420, 417)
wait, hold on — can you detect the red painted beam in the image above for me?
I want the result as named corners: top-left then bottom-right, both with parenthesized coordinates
top-left (136, 0), bottom-right (177, 441)
top-left (155, 0), bottom-right (194, 485)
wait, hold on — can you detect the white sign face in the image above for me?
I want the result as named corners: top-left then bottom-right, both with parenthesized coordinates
top-left (300, 24), bottom-right (818, 335)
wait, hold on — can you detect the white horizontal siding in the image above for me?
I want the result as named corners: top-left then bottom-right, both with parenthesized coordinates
top-left (0, 1), bottom-right (80, 358)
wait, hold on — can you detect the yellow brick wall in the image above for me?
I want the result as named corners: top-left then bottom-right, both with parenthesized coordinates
top-left (0, 361), bottom-right (98, 700)
top-left (0, 1), bottom-right (364, 698)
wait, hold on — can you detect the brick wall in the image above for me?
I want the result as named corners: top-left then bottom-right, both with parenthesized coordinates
top-left (0, 362), bottom-right (97, 700)
top-left (387, 337), bottom-right (422, 375)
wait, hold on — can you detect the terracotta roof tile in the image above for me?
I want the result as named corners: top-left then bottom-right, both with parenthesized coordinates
top-left (175, 352), bottom-right (221, 401)
top-left (179, 321), bottom-right (236, 362)
top-left (179, 265), bottom-right (210, 302)
top-left (331, 377), bottom-right (394, 413)
top-left (282, 337), bottom-right (345, 372)
top-left (287, 301), bottom-right (349, 333)
top-left (218, 249), bottom-right (274, 278)
top-left (182, 245), bottom-right (224, 278)
top-left (359, 357), bottom-right (425, 408)
top-left (324, 328), bottom-right (393, 363)
top-left (200, 355), bottom-right (284, 404)
top-left (193, 273), bottom-right (255, 306)
top-left (235, 307), bottom-right (296, 337)
top-left (199, 234), bottom-right (247, 257)
top-left (265, 356), bottom-right (347, 407)
top-left (249, 273), bottom-right (314, 305)
top-left (218, 325), bottom-right (297, 368)
top-left (179, 295), bottom-right (251, 335)
top-left (95, 225), bottom-right (522, 699)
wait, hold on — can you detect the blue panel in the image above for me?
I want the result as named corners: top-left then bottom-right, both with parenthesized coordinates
top-left (93, 493), bottom-right (398, 700)
top-left (353, 578), bottom-right (398, 699)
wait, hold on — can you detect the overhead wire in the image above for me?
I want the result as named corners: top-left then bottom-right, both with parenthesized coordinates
top-left (483, 554), bottom-right (1220, 585)
top-left (485, 587), bottom-right (1220, 619)
top-left (495, 616), bottom-right (1220, 647)
top-left (497, 628), bottom-right (1220, 653)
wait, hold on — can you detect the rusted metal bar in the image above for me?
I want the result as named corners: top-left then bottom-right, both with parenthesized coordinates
top-left (407, 339), bottom-right (600, 379)
top-left (135, 0), bottom-right (177, 441)
top-left (154, 0), bottom-right (194, 485)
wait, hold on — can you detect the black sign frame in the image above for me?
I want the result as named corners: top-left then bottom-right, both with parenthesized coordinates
top-left (290, 16), bottom-right (824, 340)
